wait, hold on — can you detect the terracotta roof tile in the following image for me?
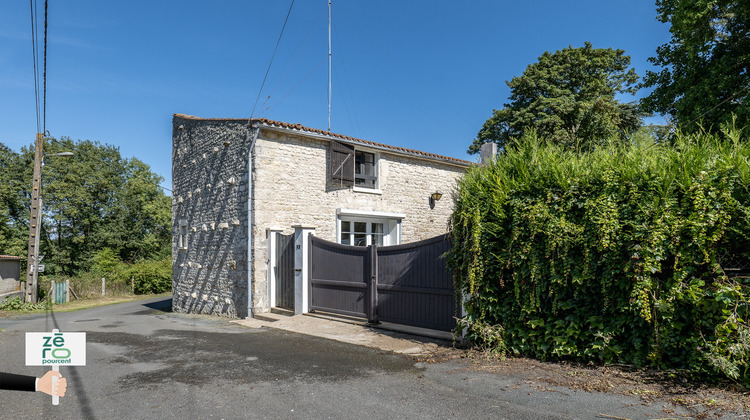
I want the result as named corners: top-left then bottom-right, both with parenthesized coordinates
top-left (174, 114), bottom-right (471, 166)
top-left (0, 255), bottom-right (22, 260)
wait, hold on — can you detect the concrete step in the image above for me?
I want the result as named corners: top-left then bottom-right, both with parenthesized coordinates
top-left (253, 311), bottom-right (292, 323)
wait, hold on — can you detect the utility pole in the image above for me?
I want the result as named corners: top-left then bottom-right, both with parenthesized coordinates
top-left (25, 133), bottom-right (43, 303)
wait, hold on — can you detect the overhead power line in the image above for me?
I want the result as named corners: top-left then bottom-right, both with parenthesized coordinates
top-left (685, 84), bottom-right (750, 128)
top-left (43, 0), bottom-right (48, 134)
top-left (259, 5), bottom-right (327, 116)
top-left (29, 0), bottom-right (49, 135)
top-left (30, 0), bottom-right (41, 134)
top-left (250, 0), bottom-right (296, 120)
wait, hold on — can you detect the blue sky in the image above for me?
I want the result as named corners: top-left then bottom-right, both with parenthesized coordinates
top-left (1, 1), bottom-right (671, 190)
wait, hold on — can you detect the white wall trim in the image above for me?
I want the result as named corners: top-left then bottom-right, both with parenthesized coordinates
top-left (336, 208), bottom-right (406, 219)
top-left (293, 225), bottom-right (315, 315)
top-left (352, 187), bottom-right (383, 195)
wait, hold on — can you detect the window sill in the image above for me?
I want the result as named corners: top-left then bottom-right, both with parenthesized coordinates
top-left (353, 186), bottom-right (382, 195)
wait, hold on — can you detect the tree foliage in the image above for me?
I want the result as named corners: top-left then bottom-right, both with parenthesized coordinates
top-left (470, 42), bottom-right (642, 154)
top-left (0, 137), bottom-right (171, 277)
top-left (0, 144), bottom-right (30, 257)
top-left (451, 128), bottom-right (750, 385)
top-left (640, 0), bottom-right (750, 132)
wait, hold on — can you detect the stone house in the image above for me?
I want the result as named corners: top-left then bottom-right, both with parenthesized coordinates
top-left (172, 114), bottom-right (470, 318)
top-left (0, 255), bottom-right (23, 303)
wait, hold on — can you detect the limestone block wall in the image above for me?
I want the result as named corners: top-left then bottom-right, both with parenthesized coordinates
top-left (250, 129), bottom-right (466, 313)
top-left (171, 116), bottom-right (251, 318)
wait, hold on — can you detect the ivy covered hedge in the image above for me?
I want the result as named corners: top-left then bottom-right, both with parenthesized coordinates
top-left (449, 129), bottom-right (750, 385)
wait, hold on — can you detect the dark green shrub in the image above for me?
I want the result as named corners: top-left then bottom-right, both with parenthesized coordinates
top-left (0, 296), bottom-right (51, 311)
top-left (450, 127), bottom-right (750, 386)
top-left (127, 258), bottom-right (171, 294)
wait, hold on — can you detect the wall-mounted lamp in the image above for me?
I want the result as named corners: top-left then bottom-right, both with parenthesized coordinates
top-left (429, 191), bottom-right (443, 208)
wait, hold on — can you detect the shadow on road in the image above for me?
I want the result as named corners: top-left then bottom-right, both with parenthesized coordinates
top-left (141, 298), bottom-right (172, 313)
top-left (42, 307), bottom-right (97, 419)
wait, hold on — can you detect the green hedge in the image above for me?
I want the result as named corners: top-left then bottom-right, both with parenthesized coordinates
top-left (127, 258), bottom-right (171, 295)
top-left (449, 128), bottom-right (750, 385)
top-left (91, 249), bottom-right (172, 294)
top-left (46, 256), bottom-right (172, 298)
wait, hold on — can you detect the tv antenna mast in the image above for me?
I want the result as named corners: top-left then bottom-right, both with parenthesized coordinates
top-left (328, 0), bottom-right (332, 131)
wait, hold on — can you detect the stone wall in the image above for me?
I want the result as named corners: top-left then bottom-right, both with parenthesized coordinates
top-left (250, 129), bottom-right (465, 313)
top-left (171, 116), bottom-right (251, 318)
top-left (172, 116), bottom-right (468, 318)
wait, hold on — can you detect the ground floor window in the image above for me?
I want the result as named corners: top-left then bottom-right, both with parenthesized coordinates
top-left (337, 209), bottom-right (403, 247)
top-left (340, 220), bottom-right (385, 246)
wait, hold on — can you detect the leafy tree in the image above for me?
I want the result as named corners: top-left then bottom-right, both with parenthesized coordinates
top-left (3, 137), bottom-right (172, 276)
top-left (112, 158), bottom-right (171, 262)
top-left (640, 0), bottom-right (749, 132)
top-left (469, 42), bottom-right (642, 154)
top-left (0, 144), bottom-right (29, 257)
top-left (91, 247), bottom-right (123, 276)
top-left (40, 137), bottom-right (128, 274)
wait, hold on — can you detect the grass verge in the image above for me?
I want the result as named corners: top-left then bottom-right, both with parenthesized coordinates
top-left (0, 292), bottom-right (172, 318)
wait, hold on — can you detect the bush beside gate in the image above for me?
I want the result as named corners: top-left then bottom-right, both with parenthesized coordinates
top-left (449, 129), bottom-right (750, 385)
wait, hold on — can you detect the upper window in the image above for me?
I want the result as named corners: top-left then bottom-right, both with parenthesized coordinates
top-left (330, 141), bottom-right (378, 190)
top-left (355, 151), bottom-right (377, 189)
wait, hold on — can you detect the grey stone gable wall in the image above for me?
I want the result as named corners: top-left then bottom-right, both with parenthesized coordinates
top-left (172, 117), bottom-right (251, 318)
top-left (172, 117), bottom-right (468, 318)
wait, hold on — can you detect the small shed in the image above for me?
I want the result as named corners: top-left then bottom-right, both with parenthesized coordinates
top-left (0, 255), bottom-right (23, 303)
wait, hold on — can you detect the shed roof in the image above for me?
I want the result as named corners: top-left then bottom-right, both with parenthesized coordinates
top-left (0, 255), bottom-right (22, 260)
top-left (174, 114), bottom-right (472, 167)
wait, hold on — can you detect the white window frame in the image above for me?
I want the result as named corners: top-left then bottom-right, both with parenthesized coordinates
top-left (178, 219), bottom-right (188, 250)
top-left (336, 209), bottom-right (404, 246)
top-left (352, 150), bottom-right (381, 193)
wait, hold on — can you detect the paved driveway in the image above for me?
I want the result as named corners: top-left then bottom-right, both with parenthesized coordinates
top-left (0, 297), bottom-right (696, 419)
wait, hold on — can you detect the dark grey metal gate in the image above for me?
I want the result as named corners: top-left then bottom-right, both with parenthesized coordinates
top-left (275, 233), bottom-right (295, 310)
top-left (375, 236), bottom-right (455, 331)
top-left (309, 235), bottom-right (456, 332)
top-left (308, 239), bottom-right (371, 318)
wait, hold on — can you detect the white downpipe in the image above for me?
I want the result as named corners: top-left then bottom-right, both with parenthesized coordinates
top-left (246, 126), bottom-right (260, 319)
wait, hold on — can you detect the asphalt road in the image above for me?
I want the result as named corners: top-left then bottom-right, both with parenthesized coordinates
top-left (0, 297), bottom-right (694, 419)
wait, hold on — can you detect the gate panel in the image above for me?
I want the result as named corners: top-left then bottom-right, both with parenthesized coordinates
top-left (309, 237), bottom-right (370, 318)
top-left (377, 235), bottom-right (456, 331)
top-left (54, 281), bottom-right (67, 304)
top-left (275, 233), bottom-right (295, 310)
top-left (308, 234), bottom-right (456, 332)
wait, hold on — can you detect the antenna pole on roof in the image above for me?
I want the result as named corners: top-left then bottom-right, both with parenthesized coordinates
top-left (328, 0), bottom-right (331, 131)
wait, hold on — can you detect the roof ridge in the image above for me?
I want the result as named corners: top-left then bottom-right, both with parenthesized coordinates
top-left (173, 114), bottom-right (472, 166)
